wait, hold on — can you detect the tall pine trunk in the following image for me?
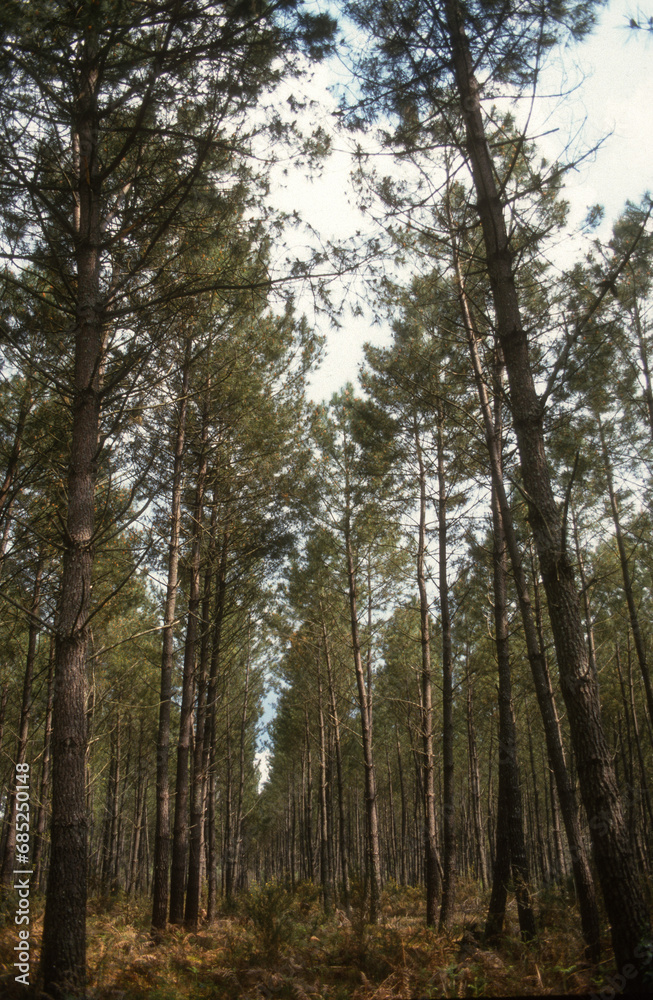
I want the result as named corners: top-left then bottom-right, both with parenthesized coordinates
top-left (40, 37), bottom-right (103, 991)
top-left (435, 412), bottom-right (456, 931)
top-left (445, 5), bottom-right (651, 975)
top-left (598, 415), bottom-right (653, 730)
top-left (413, 419), bottom-right (441, 925)
top-left (33, 641), bottom-right (55, 891)
top-left (344, 507), bottom-right (382, 922)
top-left (486, 474), bottom-right (536, 942)
top-left (449, 126), bottom-right (601, 963)
top-left (317, 663), bottom-right (333, 914)
top-left (321, 614), bottom-right (351, 912)
top-left (152, 334), bottom-right (192, 932)
top-left (206, 528), bottom-right (229, 921)
top-left (169, 400), bottom-right (210, 923)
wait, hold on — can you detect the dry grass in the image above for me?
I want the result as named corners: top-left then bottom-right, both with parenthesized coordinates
top-left (0, 879), bottom-right (620, 998)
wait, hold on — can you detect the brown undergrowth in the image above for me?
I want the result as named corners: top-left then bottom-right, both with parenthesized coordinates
top-left (0, 878), bottom-right (623, 998)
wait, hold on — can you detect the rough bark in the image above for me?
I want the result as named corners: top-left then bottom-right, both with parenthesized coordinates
top-left (40, 36), bottom-right (104, 990)
top-left (487, 476), bottom-right (536, 942)
top-left (450, 142), bottom-right (601, 963)
top-left (444, 3), bottom-right (651, 979)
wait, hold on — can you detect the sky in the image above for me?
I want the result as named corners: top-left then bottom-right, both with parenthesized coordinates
top-left (255, 0), bottom-right (653, 785)
top-left (269, 0), bottom-right (653, 403)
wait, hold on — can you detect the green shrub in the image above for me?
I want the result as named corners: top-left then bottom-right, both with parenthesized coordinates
top-left (243, 878), bottom-right (297, 963)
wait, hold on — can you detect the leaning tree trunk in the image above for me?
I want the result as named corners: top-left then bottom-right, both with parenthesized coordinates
top-left (444, 2), bottom-right (651, 981)
top-left (454, 242), bottom-right (601, 959)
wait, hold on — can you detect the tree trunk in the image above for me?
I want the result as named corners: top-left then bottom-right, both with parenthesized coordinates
top-left (185, 513), bottom-right (215, 928)
top-left (0, 388), bottom-right (32, 579)
top-left (413, 419), bottom-right (441, 925)
top-left (486, 474), bottom-right (536, 943)
top-left (396, 731), bottom-right (407, 887)
top-left (33, 640), bottom-right (55, 891)
top-left (317, 663), bottom-right (333, 914)
top-left (152, 333), bottom-right (192, 931)
top-left (321, 613), bottom-right (350, 912)
top-left (435, 413), bottom-right (456, 930)
top-left (40, 37), bottom-right (103, 990)
top-left (344, 497), bottom-right (382, 922)
top-left (101, 712), bottom-right (121, 895)
top-left (598, 415), bottom-right (653, 730)
top-left (632, 294), bottom-right (653, 439)
top-left (169, 401), bottom-right (210, 924)
top-left (128, 721), bottom-right (147, 896)
top-left (303, 717), bottom-right (314, 881)
top-left (232, 636), bottom-right (251, 895)
top-left (452, 196), bottom-right (601, 961)
top-left (206, 527), bottom-right (229, 921)
top-left (223, 702), bottom-right (234, 901)
top-left (444, 2), bottom-right (651, 980)
top-left (466, 654), bottom-right (488, 888)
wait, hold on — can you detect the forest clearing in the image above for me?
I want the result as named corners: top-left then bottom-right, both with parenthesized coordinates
top-left (0, 0), bottom-right (652, 997)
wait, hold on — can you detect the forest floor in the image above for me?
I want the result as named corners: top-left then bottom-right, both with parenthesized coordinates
top-left (0, 877), bottom-right (628, 998)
